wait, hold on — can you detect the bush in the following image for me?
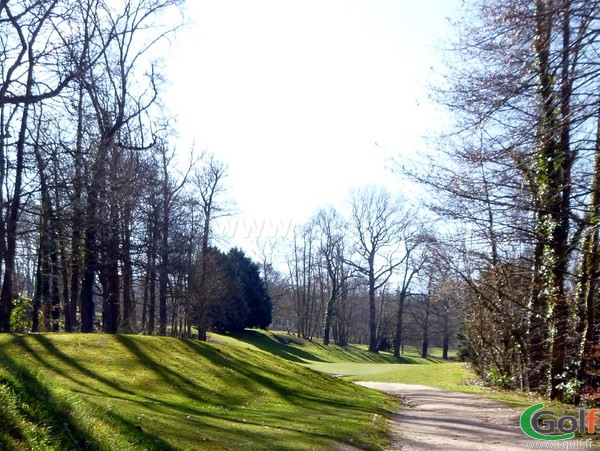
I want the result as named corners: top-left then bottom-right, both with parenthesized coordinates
top-left (10, 296), bottom-right (35, 333)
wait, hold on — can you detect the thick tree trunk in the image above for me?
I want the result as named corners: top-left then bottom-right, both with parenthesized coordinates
top-left (0, 96), bottom-right (30, 332)
top-left (531, 0), bottom-right (573, 399)
top-left (577, 110), bottom-right (600, 392)
top-left (529, 236), bottom-right (548, 388)
top-left (322, 286), bottom-right (337, 346)
top-left (122, 223), bottom-right (134, 332)
top-left (80, 207), bottom-right (97, 332)
top-left (393, 288), bottom-right (408, 358)
top-left (148, 269), bottom-right (156, 334)
top-left (81, 140), bottom-right (106, 333)
top-left (103, 248), bottom-right (120, 334)
top-left (549, 0), bottom-right (573, 400)
top-left (69, 222), bottom-right (82, 332)
top-left (368, 269), bottom-right (378, 353)
top-left (49, 240), bottom-right (60, 332)
top-left (60, 244), bottom-right (70, 332)
top-left (159, 252), bottom-right (168, 335)
top-left (141, 273), bottom-right (149, 332)
top-left (32, 249), bottom-right (43, 332)
top-left (159, 186), bottom-right (169, 335)
top-left (421, 295), bottom-right (431, 358)
top-left (197, 214), bottom-right (211, 341)
top-left (442, 299), bottom-right (451, 360)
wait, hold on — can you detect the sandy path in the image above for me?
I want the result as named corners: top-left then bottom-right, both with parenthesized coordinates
top-left (356, 382), bottom-right (531, 450)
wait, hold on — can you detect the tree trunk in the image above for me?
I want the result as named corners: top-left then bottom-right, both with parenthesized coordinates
top-left (421, 294), bottom-right (431, 359)
top-left (32, 249), bottom-right (43, 332)
top-left (393, 288), bottom-right (408, 358)
top-left (80, 139), bottom-right (106, 332)
top-left (531, 0), bottom-right (573, 399)
top-left (80, 202), bottom-right (98, 332)
top-left (148, 266), bottom-right (156, 335)
top-left (141, 274), bottom-right (148, 332)
top-left (158, 177), bottom-right (169, 334)
top-left (368, 267), bottom-right (378, 353)
top-left (103, 242), bottom-right (120, 334)
top-left (68, 86), bottom-right (85, 332)
top-left (196, 210), bottom-right (211, 341)
top-left (121, 209), bottom-right (134, 332)
top-left (577, 109), bottom-right (600, 392)
top-left (442, 298), bottom-right (451, 360)
top-left (0, 92), bottom-right (31, 332)
top-left (549, 0), bottom-right (573, 400)
top-left (49, 238), bottom-right (60, 332)
top-left (322, 286), bottom-right (337, 346)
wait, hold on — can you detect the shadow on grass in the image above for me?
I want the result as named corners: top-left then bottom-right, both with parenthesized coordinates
top-left (179, 338), bottom-right (390, 449)
top-left (27, 334), bottom-right (134, 395)
top-left (111, 335), bottom-right (383, 449)
top-left (0, 347), bottom-right (100, 450)
top-left (180, 337), bottom-right (386, 416)
top-left (0, 333), bottom-right (391, 450)
top-left (0, 335), bottom-right (223, 450)
top-left (228, 330), bottom-right (424, 364)
top-left (114, 335), bottom-right (237, 404)
top-left (226, 330), bottom-right (328, 363)
top-left (102, 409), bottom-right (179, 451)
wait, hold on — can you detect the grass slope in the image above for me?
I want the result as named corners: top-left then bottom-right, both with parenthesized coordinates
top-left (228, 331), bottom-right (561, 412)
top-left (225, 330), bottom-right (445, 364)
top-left (238, 332), bottom-right (600, 446)
top-left (0, 333), bottom-right (394, 450)
top-left (227, 330), bottom-right (466, 388)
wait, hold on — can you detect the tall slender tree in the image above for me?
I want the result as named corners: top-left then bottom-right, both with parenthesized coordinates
top-left (347, 186), bottom-right (408, 353)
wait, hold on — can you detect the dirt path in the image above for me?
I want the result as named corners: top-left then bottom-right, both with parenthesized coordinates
top-left (356, 382), bottom-right (531, 450)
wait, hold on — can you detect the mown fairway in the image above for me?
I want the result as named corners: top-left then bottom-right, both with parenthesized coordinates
top-left (0, 333), bottom-right (394, 450)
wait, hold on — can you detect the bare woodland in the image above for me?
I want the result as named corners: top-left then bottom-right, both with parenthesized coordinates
top-left (412, 0), bottom-right (600, 402)
top-left (0, 0), bottom-right (599, 405)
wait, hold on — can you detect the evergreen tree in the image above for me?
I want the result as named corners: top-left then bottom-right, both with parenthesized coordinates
top-left (198, 247), bottom-right (272, 332)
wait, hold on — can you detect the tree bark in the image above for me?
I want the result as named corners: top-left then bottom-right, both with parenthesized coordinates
top-left (393, 288), bottom-right (407, 358)
top-left (368, 263), bottom-right (378, 353)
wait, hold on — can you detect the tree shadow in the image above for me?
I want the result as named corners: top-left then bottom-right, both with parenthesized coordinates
top-left (228, 330), bottom-right (421, 365)
top-left (225, 330), bottom-right (328, 363)
top-left (114, 334), bottom-right (247, 406)
top-left (0, 346), bottom-right (100, 450)
top-left (25, 334), bottom-right (134, 396)
top-left (102, 409), bottom-right (180, 451)
top-left (180, 337), bottom-right (387, 417)
top-left (0, 333), bottom-right (392, 450)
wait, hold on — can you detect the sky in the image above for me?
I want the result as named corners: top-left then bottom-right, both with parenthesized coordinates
top-left (165, 0), bottom-right (459, 251)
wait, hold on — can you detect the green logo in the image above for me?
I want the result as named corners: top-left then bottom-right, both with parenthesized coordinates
top-left (520, 404), bottom-right (600, 441)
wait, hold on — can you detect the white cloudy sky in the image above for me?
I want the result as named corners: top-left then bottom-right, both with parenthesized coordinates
top-left (165, 0), bottom-right (459, 249)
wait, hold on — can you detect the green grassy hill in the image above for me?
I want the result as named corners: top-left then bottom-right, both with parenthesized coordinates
top-left (226, 330), bottom-right (469, 389)
top-left (0, 333), bottom-right (394, 451)
top-left (227, 331), bottom-right (548, 411)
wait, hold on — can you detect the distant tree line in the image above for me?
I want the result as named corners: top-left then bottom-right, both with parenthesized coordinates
top-left (260, 186), bottom-right (459, 360)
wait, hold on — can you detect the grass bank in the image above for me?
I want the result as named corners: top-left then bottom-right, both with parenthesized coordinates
top-left (229, 330), bottom-right (563, 412)
top-left (0, 333), bottom-right (394, 450)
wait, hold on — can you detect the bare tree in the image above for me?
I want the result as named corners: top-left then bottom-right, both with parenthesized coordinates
top-left (347, 186), bottom-right (408, 353)
top-left (315, 207), bottom-right (347, 345)
top-left (393, 226), bottom-right (429, 358)
top-left (192, 154), bottom-right (228, 341)
top-left (0, 1), bottom-right (72, 331)
top-left (407, 0), bottom-right (600, 399)
top-left (75, 0), bottom-right (181, 333)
